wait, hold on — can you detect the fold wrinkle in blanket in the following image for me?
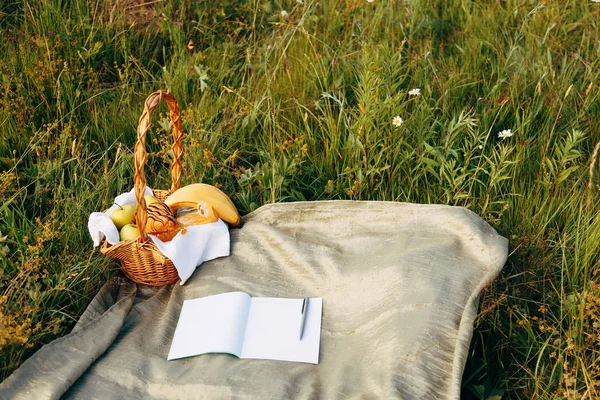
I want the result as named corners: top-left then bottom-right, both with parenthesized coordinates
top-left (0, 278), bottom-right (137, 400)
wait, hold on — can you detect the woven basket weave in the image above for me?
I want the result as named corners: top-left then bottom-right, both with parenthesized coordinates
top-left (99, 90), bottom-right (183, 286)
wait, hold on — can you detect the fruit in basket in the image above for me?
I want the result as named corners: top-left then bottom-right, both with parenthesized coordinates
top-left (110, 204), bottom-right (136, 229)
top-left (146, 202), bottom-right (182, 242)
top-left (144, 195), bottom-right (160, 205)
top-left (165, 183), bottom-right (240, 226)
top-left (119, 224), bottom-right (140, 241)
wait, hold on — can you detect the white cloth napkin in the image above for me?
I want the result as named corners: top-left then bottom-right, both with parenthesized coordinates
top-left (149, 220), bottom-right (230, 284)
top-left (87, 187), bottom-right (230, 285)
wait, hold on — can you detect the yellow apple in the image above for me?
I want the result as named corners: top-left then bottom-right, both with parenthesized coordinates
top-left (144, 195), bottom-right (160, 205)
top-left (110, 204), bottom-right (135, 229)
top-left (119, 224), bottom-right (140, 241)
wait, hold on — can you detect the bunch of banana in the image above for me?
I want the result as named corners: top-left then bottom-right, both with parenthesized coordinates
top-left (164, 183), bottom-right (241, 227)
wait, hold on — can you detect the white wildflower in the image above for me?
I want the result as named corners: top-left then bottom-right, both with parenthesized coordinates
top-left (197, 201), bottom-right (209, 217)
top-left (296, 0), bottom-right (304, 3)
top-left (367, 0), bottom-right (374, 3)
top-left (392, 116), bottom-right (403, 127)
top-left (408, 88), bottom-right (421, 96)
top-left (281, 10), bottom-right (289, 17)
top-left (497, 129), bottom-right (514, 139)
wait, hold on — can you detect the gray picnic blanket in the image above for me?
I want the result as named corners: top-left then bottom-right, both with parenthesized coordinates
top-left (0, 201), bottom-right (508, 399)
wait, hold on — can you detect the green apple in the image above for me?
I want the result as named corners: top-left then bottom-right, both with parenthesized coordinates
top-left (144, 195), bottom-right (160, 206)
top-left (110, 203), bottom-right (135, 229)
top-left (119, 224), bottom-right (140, 241)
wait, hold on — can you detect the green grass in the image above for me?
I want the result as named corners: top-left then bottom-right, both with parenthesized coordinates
top-left (1, 0), bottom-right (599, 397)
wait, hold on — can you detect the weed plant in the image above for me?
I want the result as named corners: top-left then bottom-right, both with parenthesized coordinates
top-left (0, 0), bottom-right (599, 398)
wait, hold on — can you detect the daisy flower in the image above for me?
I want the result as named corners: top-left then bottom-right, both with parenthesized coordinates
top-left (281, 10), bottom-right (289, 17)
top-left (392, 116), bottom-right (403, 127)
top-left (497, 129), bottom-right (514, 139)
top-left (197, 201), bottom-right (209, 218)
top-left (408, 88), bottom-right (421, 96)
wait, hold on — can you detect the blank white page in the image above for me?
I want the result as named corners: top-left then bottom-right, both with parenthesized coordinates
top-left (167, 292), bottom-right (251, 360)
top-left (240, 297), bottom-right (323, 364)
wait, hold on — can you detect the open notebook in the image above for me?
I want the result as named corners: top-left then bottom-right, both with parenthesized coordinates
top-left (167, 292), bottom-right (323, 364)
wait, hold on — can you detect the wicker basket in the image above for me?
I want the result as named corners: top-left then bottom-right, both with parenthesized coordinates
top-left (99, 90), bottom-right (184, 286)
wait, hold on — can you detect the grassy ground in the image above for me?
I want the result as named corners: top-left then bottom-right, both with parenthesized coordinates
top-left (1, 0), bottom-right (599, 397)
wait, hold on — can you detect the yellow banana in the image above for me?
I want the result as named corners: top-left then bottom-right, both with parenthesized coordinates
top-left (164, 183), bottom-right (241, 226)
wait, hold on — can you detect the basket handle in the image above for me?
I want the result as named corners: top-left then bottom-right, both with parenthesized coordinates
top-left (133, 90), bottom-right (184, 240)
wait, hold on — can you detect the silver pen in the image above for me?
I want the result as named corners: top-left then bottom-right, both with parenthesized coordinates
top-left (299, 297), bottom-right (309, 340)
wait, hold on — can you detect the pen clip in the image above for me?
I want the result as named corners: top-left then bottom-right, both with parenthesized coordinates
top-left (301, 298), bottom-right (308, 314)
